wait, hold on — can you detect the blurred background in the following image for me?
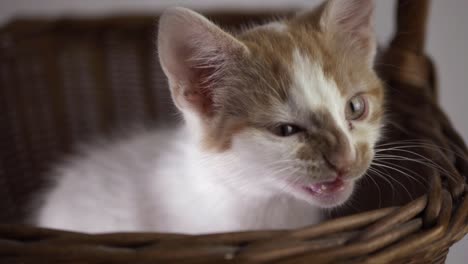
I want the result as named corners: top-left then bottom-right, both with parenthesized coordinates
top-left (0, 0), bottom-right (466, 263)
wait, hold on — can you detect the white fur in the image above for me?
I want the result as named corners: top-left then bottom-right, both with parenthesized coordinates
top-left (36, 126), bottom-right (321, 234)
top-left (290, 50), bottom-right (356, 159)
top-left (291, 50), bottom-right (344, 122)
top-left (260, 21), bottom-right (288, 33)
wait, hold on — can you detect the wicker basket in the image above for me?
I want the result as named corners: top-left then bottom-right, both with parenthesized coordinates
top-left (0, 0), bottom-right (466, 263)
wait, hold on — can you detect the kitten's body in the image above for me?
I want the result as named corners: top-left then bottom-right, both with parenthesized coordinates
top-left (38, 127), bottom-right (320, 233)
top-left (37, 0), bottom-right (384, 234)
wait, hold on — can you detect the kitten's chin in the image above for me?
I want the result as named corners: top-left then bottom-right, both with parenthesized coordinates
top-left (291, 179), bottom-right (355, 208)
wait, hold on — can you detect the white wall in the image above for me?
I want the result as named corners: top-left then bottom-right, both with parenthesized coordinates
top-left (0, 1), bottom-right (466, 263)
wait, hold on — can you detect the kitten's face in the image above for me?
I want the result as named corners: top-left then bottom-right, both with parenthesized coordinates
top-left (159, 0), bottom-right (383, 207)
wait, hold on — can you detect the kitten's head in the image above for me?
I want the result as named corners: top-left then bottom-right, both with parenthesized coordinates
top-left (158, 0), bottom-right (384, 208)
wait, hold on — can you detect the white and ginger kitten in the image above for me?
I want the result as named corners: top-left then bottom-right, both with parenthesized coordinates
top-left (36, 0), bottom-right (384, 234)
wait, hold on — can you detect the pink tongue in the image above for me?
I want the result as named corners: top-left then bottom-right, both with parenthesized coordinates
top-left (306, 178), bottom-right (345, 194)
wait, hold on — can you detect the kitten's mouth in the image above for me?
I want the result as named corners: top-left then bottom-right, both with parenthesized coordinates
top-left (302, 178), bottom-right (346, 196)
top-left (301, 178), bottom-right (347, 197)
top-left (292, 177), bottom-right (354, 207)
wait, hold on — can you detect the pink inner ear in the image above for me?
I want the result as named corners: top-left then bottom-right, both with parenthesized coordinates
top-left (183, 65), bottom-right (217, 116)
top-left (158, 7), bottom-right (248, 117)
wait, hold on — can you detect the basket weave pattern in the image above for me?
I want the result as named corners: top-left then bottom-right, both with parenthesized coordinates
top-left (0, 0), bottom-right (467, 263)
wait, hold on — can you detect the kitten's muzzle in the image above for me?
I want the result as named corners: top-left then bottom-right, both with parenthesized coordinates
top-left (322, 128), bottom-right (356, 177)
top-left (321, 132), bottom-right (355, 178)
top-left (323, 152), bottom-right (354, 178)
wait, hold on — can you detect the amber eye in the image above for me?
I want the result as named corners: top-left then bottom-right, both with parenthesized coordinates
top-left (271, 124), bottom-right (303, 137)
top-left (346, 95), bottom-right (368, 120)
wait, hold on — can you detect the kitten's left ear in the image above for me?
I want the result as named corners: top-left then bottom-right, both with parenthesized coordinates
top-left (320, 0), bottom-right (376, 65)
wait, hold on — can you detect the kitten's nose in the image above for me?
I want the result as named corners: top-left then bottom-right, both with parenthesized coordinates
top-left (323, 152), bottom-right (354, 177)
top-left (322, 131), bottom-right (355, 177)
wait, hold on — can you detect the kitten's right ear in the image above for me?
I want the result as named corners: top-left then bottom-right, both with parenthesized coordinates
top-left (294, 0), bottom-right (376, 66)
top-left (158, 7), bottom-right (248, 117)
top-left (320, 0), bottom-right (376, 65)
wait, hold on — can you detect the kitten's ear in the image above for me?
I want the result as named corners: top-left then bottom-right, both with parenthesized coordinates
top-left (158, 7), bottom-right (248, 117)
top-left (320, 0), bottom-right (376, 65)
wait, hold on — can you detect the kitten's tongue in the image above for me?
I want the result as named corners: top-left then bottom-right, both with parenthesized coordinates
top-left (304, 178), bottom-right (345, 195)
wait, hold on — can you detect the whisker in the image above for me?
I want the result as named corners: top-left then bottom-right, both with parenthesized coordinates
top-left (376, 140), bottom-right (468, 161)
top-left (370, 165), bottom-right (413, 200)
top-left (364, 168), bottom-right (383, 208)
top-left (375, 147), bottom-right (460, 182)
top-left (372, 160), bottom-right (427, 187)
top-left (368, 166), bottom-right (398, 200)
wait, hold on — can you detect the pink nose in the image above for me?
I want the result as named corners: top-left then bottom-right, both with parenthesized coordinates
top-left (323, 152), bottom-right (354, 177)
top-left (321, 128), bottom-right (355, 177)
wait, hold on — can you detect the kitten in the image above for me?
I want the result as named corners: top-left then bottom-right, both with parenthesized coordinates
top-left (36, 0), bottom-right (384, 234)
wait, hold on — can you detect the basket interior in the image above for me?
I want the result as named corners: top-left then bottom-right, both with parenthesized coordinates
top-left (0, 4), bottom-right (467, 264)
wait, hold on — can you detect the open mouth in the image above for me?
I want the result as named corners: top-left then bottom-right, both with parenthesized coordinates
top-left (301, 178), bottom-right (348, 197)
top-left (287, 176), bottom-right (355, 207)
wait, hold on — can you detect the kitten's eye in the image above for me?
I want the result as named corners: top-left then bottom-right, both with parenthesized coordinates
top-left (271, 124), bottom-right (303, 137)
top-left (346, 95), bottom-right (368, 121)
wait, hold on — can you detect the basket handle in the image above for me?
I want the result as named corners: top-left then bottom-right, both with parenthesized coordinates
top-left (381, 0), bottom-right (435, 95)
top-left (391, 0), bottom-right (431, 53)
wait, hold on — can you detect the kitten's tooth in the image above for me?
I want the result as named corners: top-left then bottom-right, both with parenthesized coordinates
top-left (321, 184), bottom-right (328, 191)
